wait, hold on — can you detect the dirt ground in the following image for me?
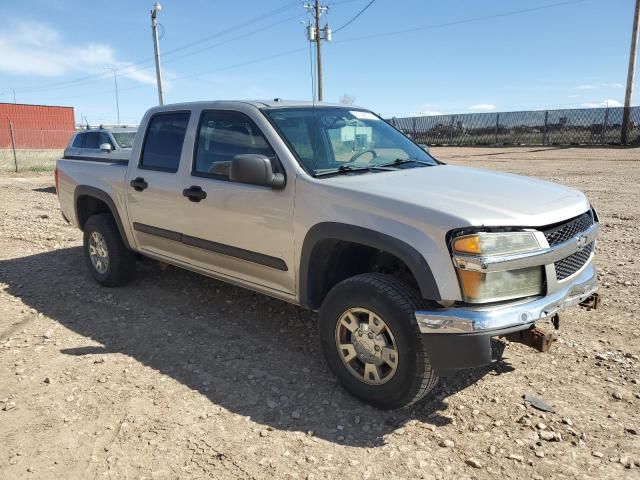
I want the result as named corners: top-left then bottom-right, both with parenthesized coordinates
top-left (0, 147), bottom-right (638, 479)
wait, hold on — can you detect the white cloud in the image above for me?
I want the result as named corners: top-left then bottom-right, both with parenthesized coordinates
top-left (580, 99), bottom-right (623, 108)
top-left (469, 103), bottom-right (496, 111)
top-left (416, 110), bottom-right (444, 116)
top-left (576, 83), bottom-right (624, 90)
top-left (0, 19), bottom-right (156, 85)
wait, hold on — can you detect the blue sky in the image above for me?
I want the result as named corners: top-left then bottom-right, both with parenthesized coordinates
top-left (0, 0), bottom-right (636, 124)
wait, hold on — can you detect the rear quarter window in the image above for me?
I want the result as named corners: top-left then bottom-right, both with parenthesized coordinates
top-left (140, 112), bottom-right (190, 172)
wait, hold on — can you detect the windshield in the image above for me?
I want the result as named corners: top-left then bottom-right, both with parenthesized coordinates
top-left (265, 107), bottom-right (438, 176)
top-left (112, 132), bottom-right (136, 149)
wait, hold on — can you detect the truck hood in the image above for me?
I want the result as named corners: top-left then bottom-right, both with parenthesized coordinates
top-left (325, 164), bottom-right (590, 227)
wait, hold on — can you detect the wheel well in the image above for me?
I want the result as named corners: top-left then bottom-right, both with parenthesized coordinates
top-left (76, 195), bottom-right (112, 230)
top-left (306, 240), bottom-right (421, 310)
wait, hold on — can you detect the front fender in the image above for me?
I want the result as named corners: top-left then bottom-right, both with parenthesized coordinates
top-left (299, 222), bottom-right (441, 309)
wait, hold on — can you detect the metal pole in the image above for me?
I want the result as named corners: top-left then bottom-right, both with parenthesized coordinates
top-left (543, 111), bottom-right (549, 145)
top-left (602, 106), bottom-right (609, 144)
top-left (104, 68), bottom-right (121, 124)
top-left (151, 3), bottom-right (165, 105)
top-left (11, 88), bottom-right (16, 104)
top-left (622, 0), bottom-right (639, 144)
top-left (5, 116), bottom-right (18, 173)
top-left (111, 70), bottom-right (120, 124)
top-left (315, 0), bottom-right (323, 101)
top-left (495, 113), bottom-right (500, 145)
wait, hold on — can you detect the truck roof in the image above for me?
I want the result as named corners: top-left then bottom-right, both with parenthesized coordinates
top-left (146, 99), bottom-right (360, 112)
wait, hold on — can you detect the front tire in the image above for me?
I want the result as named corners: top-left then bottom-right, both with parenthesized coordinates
top-left (319, 273), bottom-right (438, 409)
top-left (83, 213), bottom-right (136, 287)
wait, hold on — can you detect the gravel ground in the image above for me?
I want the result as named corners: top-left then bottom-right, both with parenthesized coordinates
top-left (0, 146), bottom-right (638, 479)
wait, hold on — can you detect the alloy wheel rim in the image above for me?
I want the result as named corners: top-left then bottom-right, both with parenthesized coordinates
top-left (335, 308), bottom-right (399, 385)
top-left (88, 231), bottom-right (109, 274)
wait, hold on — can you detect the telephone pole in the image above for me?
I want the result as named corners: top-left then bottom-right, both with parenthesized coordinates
top-left (103, 67), bottom-right (120, 124)
top-left (305, 1), bottom-right (331, 101)
top-left (151, 2), bottom-right (165, 105)
top-left (622, 0), bottom-right (639, 144)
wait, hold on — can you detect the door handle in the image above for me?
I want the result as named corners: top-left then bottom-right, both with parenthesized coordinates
top-left (130, 177), bottom-right (148, 192)
top-left (183, 185), bottom-right (207, 202)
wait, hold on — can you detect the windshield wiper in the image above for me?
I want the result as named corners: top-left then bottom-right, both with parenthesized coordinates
top-left (314, 164), bottom-right (395, 177)
top-left (376, 158), bottom-right (435, 168)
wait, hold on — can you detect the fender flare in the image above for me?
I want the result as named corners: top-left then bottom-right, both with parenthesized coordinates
top-left (299, 222), bottom-right (441, 308)
top-left (74, 185), bottom-right (132, 250)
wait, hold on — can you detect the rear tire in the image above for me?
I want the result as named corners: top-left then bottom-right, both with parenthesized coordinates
top-left (319, 273), bottom-right (438, 409)
top-left (83, 213), bottom-right (136, 287)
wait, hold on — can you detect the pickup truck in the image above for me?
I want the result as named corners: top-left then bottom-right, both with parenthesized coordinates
top-left (56, 100), bottom-right (600, 409)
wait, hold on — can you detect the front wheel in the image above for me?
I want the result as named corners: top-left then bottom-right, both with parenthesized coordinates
top-left (319, 273), bottom-right (438, 409)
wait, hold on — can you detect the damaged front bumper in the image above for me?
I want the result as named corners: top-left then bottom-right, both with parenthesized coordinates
top-left (416, 262), bottom-right (598, 373)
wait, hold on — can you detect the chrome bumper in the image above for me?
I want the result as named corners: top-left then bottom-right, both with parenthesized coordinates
top-left (416, 262), bottom-right (597, 334)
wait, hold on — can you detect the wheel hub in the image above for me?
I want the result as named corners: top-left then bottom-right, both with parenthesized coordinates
top-left (88, 231), bottom-right (109, 274)
top-left (351, 326), bottom-right (387, 365)
top-left (335, 308), bottom-right (399, 385)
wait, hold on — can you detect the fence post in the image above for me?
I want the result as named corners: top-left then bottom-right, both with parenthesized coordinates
top-left (494, 113), bottom-right (500, 145)
top-left (449, 116), bottom-right (455, 145)
top-left (601, 107), bottom-right (609, 145)
top-left (6, 118), bottom-right (18, 173)
top-left (543, 111), bottom-right (549, 145)
top-left (412, 117), bottom-right (417, 141)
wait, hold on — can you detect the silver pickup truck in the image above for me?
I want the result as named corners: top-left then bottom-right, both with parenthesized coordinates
top-left (56, 100), bottom-right (599, 409)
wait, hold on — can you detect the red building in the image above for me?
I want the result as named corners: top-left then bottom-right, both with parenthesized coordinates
top-left (0, 103), bottom-right (75, 149)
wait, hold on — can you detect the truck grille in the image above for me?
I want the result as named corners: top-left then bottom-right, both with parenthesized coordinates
top-left (543, 211), bottom-right (594, 247)
top-left (554, 241), bottom-right (594, 280)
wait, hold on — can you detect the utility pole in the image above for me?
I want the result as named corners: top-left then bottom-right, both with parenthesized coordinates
top-left (305, 1), bottom-right (331, 101)
top-left (11, 88), bottom-right (16, 104)
top-left (151, 2), bottom-right (165, 105)
top-left (622, 0), bottom-right (639, 144)
top-left (103, 67), bottom-right (120, 124)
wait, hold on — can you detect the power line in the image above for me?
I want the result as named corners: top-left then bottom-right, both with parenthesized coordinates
top-left (12, 0), bottom-right (302, 94)
top-left (334, 0), bottom-right (375, 33)
top-left (332, 0), bottom-right (593, 44)
top-left (158, 12), bottom-right (305, 67)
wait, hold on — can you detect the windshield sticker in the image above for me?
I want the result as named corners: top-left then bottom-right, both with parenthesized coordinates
top-left (350, 111), bottom-right (378, 121)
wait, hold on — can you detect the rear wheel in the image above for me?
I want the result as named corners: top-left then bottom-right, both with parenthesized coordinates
top-left (319, 273), bottom-right (438, 409)
top-left (83, 213), bottom-right (136, 287)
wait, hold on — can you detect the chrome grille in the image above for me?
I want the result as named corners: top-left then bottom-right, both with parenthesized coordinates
top-left (543, 211), bottom-right (594, 247)
top-left (554, 242), bottom-right (594, 280)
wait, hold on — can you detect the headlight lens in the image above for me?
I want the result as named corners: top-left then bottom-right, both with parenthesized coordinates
top-left (453, 232), bottom-right (540, 256)
top-left (452, 231), bottom-right (543, 303)
top-left (457, 267), bottom-right (544, 303)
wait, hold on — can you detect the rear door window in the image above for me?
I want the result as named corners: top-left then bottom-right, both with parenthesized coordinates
top-left (83, 132), bottom-right (100, 149)
top-left (140, 112), bottom-right (190, 172)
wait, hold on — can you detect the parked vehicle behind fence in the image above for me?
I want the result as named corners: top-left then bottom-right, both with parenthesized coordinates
top-left (55, 100), bottom-right (600, 409)
top-left (64, 126), bottom-right (137, 163)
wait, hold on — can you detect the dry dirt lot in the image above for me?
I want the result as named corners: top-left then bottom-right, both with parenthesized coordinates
top-left (0, 147), bottom-right (639, 479)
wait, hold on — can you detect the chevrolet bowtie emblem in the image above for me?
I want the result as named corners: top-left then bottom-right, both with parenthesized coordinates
top-left (576, 234), bottom-right (588, 249)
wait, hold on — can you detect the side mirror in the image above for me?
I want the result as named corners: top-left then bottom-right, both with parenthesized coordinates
top-left (99, 143), bottom-right (113, 152)
top-left (419, 144), bottom-right (430, 153)
top-left (229, 154), bottom-right (285, 189)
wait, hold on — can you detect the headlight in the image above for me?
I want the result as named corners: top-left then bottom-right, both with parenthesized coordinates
top-left (457, 267), bottom-right (543, 303)
top-left (453, 231), bottom-right (540, 256)
top-left (452, 231), bottom-right (543, 303)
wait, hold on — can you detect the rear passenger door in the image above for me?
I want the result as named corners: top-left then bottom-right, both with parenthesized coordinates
top-left (125, 111), bottom-right (192, 261)
top-left (178, 109), bottom-right (295, 295)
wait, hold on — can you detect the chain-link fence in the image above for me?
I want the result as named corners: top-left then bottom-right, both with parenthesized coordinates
top-left (1, 128), bottom-right (73, 172)
top-left (389, 106), bottom-right (640, 147)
